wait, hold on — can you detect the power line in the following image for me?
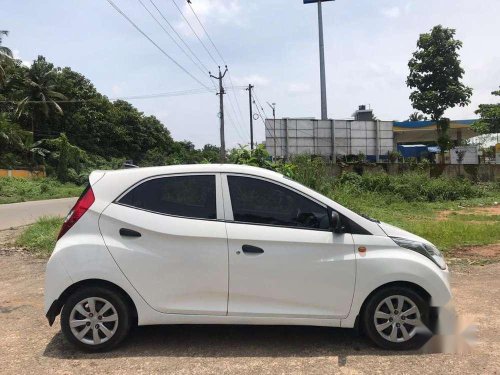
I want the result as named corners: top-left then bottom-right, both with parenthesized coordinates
top-left (148, 0), bottom-right (212, 74)
top-left (223, 74), bottom-right (249, 141)
top-left (169, 0), bottom-right (218, 66)
top-left (184, 1), bottom-right (247, 129)
top-left (137, 0), bottom-right (209, 79)
top-left (225, 105), bottom-right (247, 145)
top-left (0, 87), bottom-right (249, 105)
top-left (105, 0), bottom-right (211, 90)
top-left (186, 0), bottom-right (226, 64)
top-left (0, 88), bottom-right (215, 104)
top-left (253, 90), bottom-right (269, 120)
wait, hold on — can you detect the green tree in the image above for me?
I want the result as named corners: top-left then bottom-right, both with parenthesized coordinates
top-left (472, 86), bottom-right (500, 135)
top-left (15, 56), bottom-right (67, 138)
top-left (0, 30), bottom-right (13, 85)
top-left (407, 25), bottom-right (472, 162)
top-left (0, 30), bottom-right (12, 57)
top-left (408, 112), bottom-right (428, 122)
top-left (200, 144), bottom-right (220, 163)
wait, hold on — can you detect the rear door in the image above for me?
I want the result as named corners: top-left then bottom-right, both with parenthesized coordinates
top-left (223, 174), bottom-right (356, 319)
top-left (99, 173), bottom-right (229, 315)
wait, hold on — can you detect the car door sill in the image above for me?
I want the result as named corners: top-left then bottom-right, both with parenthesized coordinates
top-left (139, 312), bottom-right (342, 328)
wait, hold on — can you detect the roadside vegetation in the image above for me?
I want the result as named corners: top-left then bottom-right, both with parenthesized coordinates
top-left (0, 177), bottom-right (82, 204)
top-left (16, 216), bottom-right (63, 256)
top-left (18, 150), bottom-right (500, 258)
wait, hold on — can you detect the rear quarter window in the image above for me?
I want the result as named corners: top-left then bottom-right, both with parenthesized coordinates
top-left (118, 175), bottom-right (216, 220)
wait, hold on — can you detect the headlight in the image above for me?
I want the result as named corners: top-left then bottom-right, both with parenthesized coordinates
top-left (391, 237), bottom-right (446, 270)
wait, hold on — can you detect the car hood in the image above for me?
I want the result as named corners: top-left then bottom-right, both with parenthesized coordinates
top-left (378, 221), bottom-right (434, 246)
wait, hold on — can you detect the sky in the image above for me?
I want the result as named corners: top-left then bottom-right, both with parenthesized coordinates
top-left (2, 0), bottom-right (500, 148)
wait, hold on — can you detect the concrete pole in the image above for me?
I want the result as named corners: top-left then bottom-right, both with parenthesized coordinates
top-left (247, 84), bottom-right (254, 150)
top-left (376, 120), bottom-right (380, 163)
top-left (318, 0), bottom-right (328, 120)
top-left (210, 66), bottom-right (228, 162)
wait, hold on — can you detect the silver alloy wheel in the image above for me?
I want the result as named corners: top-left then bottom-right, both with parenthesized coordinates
top-left (373, 295), bottom-right (422, 343)
top-left (69, 297), bottom-right (119, 345)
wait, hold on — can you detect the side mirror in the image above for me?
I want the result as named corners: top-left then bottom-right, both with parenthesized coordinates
top-left (330, 210), bottom-right (344, 233)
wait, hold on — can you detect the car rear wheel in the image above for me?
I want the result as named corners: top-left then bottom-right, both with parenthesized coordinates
top-left (363, 286), bottom-right (430, 350)
top-left (61, 286), bottom-right (131, 351)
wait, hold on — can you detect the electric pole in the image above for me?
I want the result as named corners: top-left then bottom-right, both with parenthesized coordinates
top-left (210, 66), bottom-right (228, 162)
top-left (267, 102), bottom-right (277, 159)
top-left (246, 84), bottom-right (254, 149)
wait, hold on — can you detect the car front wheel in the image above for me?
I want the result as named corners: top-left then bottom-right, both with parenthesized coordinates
top-left (61, 286), bottom-right (131, 351)
top-left (363, 286), bottom-right (431, 350)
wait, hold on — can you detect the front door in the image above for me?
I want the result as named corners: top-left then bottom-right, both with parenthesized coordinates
top-left (223, 174), bottom-right (356, 318)
top-left (99, 173), bottom-right (228, 315)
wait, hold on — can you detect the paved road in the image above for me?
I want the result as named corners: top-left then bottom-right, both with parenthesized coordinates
top-left (0, 242), bottom-right (498, 374)
top-left (0, 198), bottom-right (77, 230)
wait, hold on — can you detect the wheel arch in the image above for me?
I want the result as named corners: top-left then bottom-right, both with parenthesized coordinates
top-left (354, 281), bottom-right (431, 333)
top-left (46, 279), bottom-right (138, 326)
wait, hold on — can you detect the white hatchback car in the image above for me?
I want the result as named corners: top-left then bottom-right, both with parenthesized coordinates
top-left (45, 164), bottom-right (451, 351)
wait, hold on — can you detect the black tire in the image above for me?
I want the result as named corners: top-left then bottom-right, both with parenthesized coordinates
top-left (61, 286), bottom-right (131, 352)
top-left (362, 286), bottom-right (431, 350)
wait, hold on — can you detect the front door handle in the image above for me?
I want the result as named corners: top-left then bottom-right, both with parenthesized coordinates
top-left (119, 228), bottom-right (142, 238)
top-left (242, 245), bottom-right (264, 255)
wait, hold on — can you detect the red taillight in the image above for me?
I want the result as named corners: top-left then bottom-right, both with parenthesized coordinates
top-left (57, 186), bottom-right (95, 240)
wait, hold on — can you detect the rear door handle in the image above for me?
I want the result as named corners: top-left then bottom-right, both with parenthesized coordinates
top-left (242, 245), bottom-right (264, 255)
top-left (119, 228), bottom-right (142, 238)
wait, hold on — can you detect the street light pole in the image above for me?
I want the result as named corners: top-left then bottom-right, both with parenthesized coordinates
top-left (317, 0), bottom-right (328, 120)
top-left (304, 0), bottom-right (334, 120)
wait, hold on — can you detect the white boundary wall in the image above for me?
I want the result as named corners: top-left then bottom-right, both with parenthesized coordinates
top-left (265, 119), bottom-right (393, 160)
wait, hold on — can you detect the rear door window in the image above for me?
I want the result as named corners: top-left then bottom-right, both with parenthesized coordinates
top-left (118, 175), bottom-right (216, 220)
top-left (227, 176), bottom-right (330, 230)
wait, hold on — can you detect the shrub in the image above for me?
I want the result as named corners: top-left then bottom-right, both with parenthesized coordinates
top-left (335, 171), bottom-right (482, 202)
top-left (289, 155), bottom-right (334, 194)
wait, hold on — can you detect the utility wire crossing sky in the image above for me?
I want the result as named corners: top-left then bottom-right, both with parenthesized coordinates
top-left (3, 0), bottom-right (500, 147)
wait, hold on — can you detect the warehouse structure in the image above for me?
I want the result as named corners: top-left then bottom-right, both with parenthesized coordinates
top-left (264, 111), bottom-right (480, 161)
top-left (265, 118), bottom-right (393, 161)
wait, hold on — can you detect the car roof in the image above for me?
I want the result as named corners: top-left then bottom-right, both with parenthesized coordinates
top-left (94, 164), bottom-right (284, 179)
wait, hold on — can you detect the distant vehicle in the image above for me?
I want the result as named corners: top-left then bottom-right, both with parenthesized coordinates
top-left (45, 165), bottom-right (451, 351)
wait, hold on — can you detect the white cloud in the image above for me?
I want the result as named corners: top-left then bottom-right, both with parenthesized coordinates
top-left (111, 84), bottom-right (123, 96)
top-left (12, 49), bottom-right (31, 67)
top-left (288, 82), bottom-right (311, 94)
top-left (381, 6), bottom-right (401, 19)
top-left (232, 74), bottom-right (269, 87)
top-left (175, 0), bottom-right (243, 38)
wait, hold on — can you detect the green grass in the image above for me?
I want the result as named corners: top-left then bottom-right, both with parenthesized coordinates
top-left (330, 188), bottom-right (500, 252)
top-left (16, 170), bottom-right (500, 258)
top-left (0, 177), bottom-right (83, 204)
top-left (16, 216), bottom-right (64, 257)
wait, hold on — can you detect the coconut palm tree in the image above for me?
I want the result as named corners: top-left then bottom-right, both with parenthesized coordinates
top-left (0, 30), bottom-right (13, 85)
top-left (0, 30), bottom-right (13, 58)
top-left (15, 56), bottom-right (67, 138)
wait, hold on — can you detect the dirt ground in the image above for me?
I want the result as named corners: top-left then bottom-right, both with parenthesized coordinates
top-left (1, 227), bottom-right (499, 374)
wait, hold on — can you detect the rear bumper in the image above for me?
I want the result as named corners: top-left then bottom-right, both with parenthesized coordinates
top-left (44, 252), bottom-right (73, 317)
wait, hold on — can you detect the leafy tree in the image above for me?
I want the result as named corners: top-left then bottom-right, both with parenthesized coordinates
top-left (408, 112), bottom-right (428, 122)
top-left (15, 56), bottom-right (67, 138)
top-left (407, 25), bottom-right (473, 162)
top-left (56, 133), bottom-right (70, 182)
top-left (200, 144), bottom-right (220, 163)
top-left (0, 53), bottom-right (226, 179)
top-left (472, 86), bottom-right (500, 135)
